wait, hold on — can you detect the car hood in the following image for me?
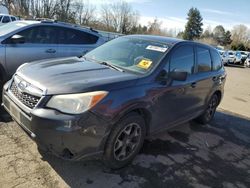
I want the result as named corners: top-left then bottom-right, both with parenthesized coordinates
top-left (17, 57), bottom-right (139, 95)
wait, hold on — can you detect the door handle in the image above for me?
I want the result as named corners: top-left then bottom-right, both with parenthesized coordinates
top-left (45, 49), bottom-right (56, 53)
top-left (191, 82), bottom-right (196, 88)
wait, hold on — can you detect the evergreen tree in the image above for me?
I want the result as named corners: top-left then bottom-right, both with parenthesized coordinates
top-left (224, 31), bottom-right (232, 45)
top-left (183, 7), bottom-right (203, 40)
top-left (213, 25), bottom-right (226, 45)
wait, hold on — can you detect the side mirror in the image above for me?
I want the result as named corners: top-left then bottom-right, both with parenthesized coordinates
top-left (170, 69), bottom-right (188, 81)
top-left (10, 34), bottom-right (25, 44)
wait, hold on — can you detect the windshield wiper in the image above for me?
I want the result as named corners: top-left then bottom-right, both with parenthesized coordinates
top-left (100, 61), bottom-right (125, 72)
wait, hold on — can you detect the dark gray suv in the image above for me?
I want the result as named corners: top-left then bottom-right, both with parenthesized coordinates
top-left (0, 20), bottom-right (105, 94)
top-left (2, 35), bottom-right (226, 169)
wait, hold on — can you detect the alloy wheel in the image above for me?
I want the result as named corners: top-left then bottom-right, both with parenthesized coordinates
top-left (205, 96), bottom-right (218, 121)
top-left (113, 123), bottom-right (141, 161)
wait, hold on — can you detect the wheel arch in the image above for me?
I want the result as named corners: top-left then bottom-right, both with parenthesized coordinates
top-left (99, 104), bottom-right (152, 153)
top-left (213, 90), bottom-right (222, 105)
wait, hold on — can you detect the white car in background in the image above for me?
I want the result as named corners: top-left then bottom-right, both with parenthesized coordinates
top-left (245, 53), bottom-right (250, 67)
top-left (222, 51), bottom-right (235, 65)
top-left (239, 51), bottom-right (248, 64)
top-left (0, 14), bottom-right (19, 26)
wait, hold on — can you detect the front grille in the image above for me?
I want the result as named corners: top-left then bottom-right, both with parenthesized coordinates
top-left (10, 81), bottom-right (41, 109)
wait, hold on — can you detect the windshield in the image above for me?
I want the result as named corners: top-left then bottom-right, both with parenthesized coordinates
top-left (0, 21), bottom-right (32, 36)
top-left (228, 52), bottom-right (234, 55)
top-left (85, 37), bottom-right (169, 74)
top-left (240, 52), bottom-right (247, 55)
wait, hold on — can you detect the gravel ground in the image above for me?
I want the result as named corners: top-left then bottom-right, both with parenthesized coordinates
top-left (0, 66), bottom-right (250, 188)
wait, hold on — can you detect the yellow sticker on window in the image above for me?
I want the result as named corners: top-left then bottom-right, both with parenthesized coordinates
top-left (137, 59), bottom-right (153, 69)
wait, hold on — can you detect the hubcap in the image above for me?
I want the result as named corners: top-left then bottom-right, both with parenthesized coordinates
top-left (113, 123), bottom-right (141, 161)
top-left (205, 97), bottom-right (217, 120)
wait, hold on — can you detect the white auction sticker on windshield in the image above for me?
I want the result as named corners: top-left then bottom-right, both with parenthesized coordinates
top-left (146, 45), bottom-right (168, 52)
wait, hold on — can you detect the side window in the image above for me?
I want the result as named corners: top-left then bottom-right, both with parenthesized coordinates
top-left (170, 45), bottom-right (194, 74)
top-left (58, 28), bottom-right (98, 45)
top-left (2, 16), bottom-right (10, 23)
top-left (0, 16), bottom-right (3, 22)
top-left (17, 26), bottom-right (57, 44)
top-left (11, 17), bottom-right (16, 21)
top-left (211, 50), bottom-right (222, 71)
top-left (197, 47), bottom-right (212, 72)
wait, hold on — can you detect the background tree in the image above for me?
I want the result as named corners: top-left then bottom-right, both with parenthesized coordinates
top-left (100, 1), bottom-right (139, 34)
top-left (73, 1), bottom-right (96, 26)
top-left (213, 25), bottom-right (225, 45)
top-left (223, 30), bottom-right (232, 46)
top-left (147, 18), bottom-right (162, 35)
top-left (183, 7), bottom-right (203, 40)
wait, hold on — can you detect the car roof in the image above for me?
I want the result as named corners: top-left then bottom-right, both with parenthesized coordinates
top-left (11, 20), bottom-right (100, 35)
top-left (125, 35), bottom-right (217, 51)
top-left (0, 14), bottom-right (16, 16)
top-left (126, 35), bottom-right (183, 45)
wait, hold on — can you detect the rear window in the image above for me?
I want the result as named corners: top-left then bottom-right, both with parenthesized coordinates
top-left (11, 17), bottom-right (16, 21)
top-left (197, 47), bottom-right (212, 73)
top-left (58, 28), bottom-right (99, 45)
top-left (211, 50), bottom-right (222, 71)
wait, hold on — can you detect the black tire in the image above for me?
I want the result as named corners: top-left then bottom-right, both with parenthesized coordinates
top-left (0, 79), bottom-right (3, 104)
top-left (195, 94), bottom-right (219, 124)
top-left (103, 112), bottom-right (146, 169)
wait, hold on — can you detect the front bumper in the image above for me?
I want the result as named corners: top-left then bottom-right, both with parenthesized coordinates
top-left (2, 87), bottom-right (110, 161)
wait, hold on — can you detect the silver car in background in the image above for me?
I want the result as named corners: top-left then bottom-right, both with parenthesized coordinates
top-left (0, 20), bottom-right (106, 89)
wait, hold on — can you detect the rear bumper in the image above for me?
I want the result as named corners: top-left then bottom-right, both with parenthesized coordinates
top-left (2, 88), bottom-right (110, 161)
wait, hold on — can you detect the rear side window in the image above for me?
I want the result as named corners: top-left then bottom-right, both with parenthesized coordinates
top-left (211, 50), bottom-right (222, 71)
top-left (170, 45), bottom-right (194, 74)
top-left (197, 47), bottom-right (212, 72)
top-left (2, 16), bottom-right (10, 23)
top-left (11, 17), bottom-right (16, 21)
top-left (58, 28), bottom-right (98, 45)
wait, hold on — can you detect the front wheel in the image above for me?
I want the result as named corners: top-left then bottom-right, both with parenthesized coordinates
top-left (195, 94), bottom-right (219, 124)
top-left (103, 113), bottom-right (146, 169)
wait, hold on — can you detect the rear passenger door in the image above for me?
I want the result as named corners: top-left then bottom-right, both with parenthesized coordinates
top-left (193, 45), bottom-right (215, 111)
top-left (56, 27), bottom-right (99, 58)
top-left (5, 26), bottom-right (58, 75)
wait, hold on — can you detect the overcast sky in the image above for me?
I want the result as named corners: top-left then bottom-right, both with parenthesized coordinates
top-left (90, 0), bottom-right (250, 32)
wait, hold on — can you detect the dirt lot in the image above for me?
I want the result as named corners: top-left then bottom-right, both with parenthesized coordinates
top-left (0, 66), bottom-right (250, 188)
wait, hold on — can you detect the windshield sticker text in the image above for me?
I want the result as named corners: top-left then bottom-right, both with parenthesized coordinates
top-left (146, 45), bottom-right (168, 52)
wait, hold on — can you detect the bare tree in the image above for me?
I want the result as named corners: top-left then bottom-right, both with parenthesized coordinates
top-left (231, 25), bottom-right (250, 46)
top-left (147, 18), bottom-right (162, 35)
top-left (72, 0), bottom-right (96, 25)
top-left (100, 1), bottom-right (139, 34)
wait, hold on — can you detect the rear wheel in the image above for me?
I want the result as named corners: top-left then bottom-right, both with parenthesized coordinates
top-left (103, 113), bottom-right (146, 169)
top-left (196, 94), bottom-right (219, 124)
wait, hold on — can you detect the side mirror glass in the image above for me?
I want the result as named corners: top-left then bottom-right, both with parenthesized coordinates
top-left (170, 69), bottom-right (188, 81)
top-left (10, 34), bottom-right (25, 44)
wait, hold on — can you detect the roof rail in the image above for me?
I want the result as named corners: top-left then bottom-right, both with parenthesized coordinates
top-left (24, 18), bottom-right (99, 33)
top-left (54, 20), bottom-right (98, 33)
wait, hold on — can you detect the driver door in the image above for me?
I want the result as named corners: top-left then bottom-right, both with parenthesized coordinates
top-left (151, 44), bottom-right (200, 131)
top-left (5, 25), bottom-right (58, 76)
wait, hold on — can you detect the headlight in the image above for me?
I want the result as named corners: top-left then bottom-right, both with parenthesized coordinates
top-left (46, 91), bottom-right (108, 114)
